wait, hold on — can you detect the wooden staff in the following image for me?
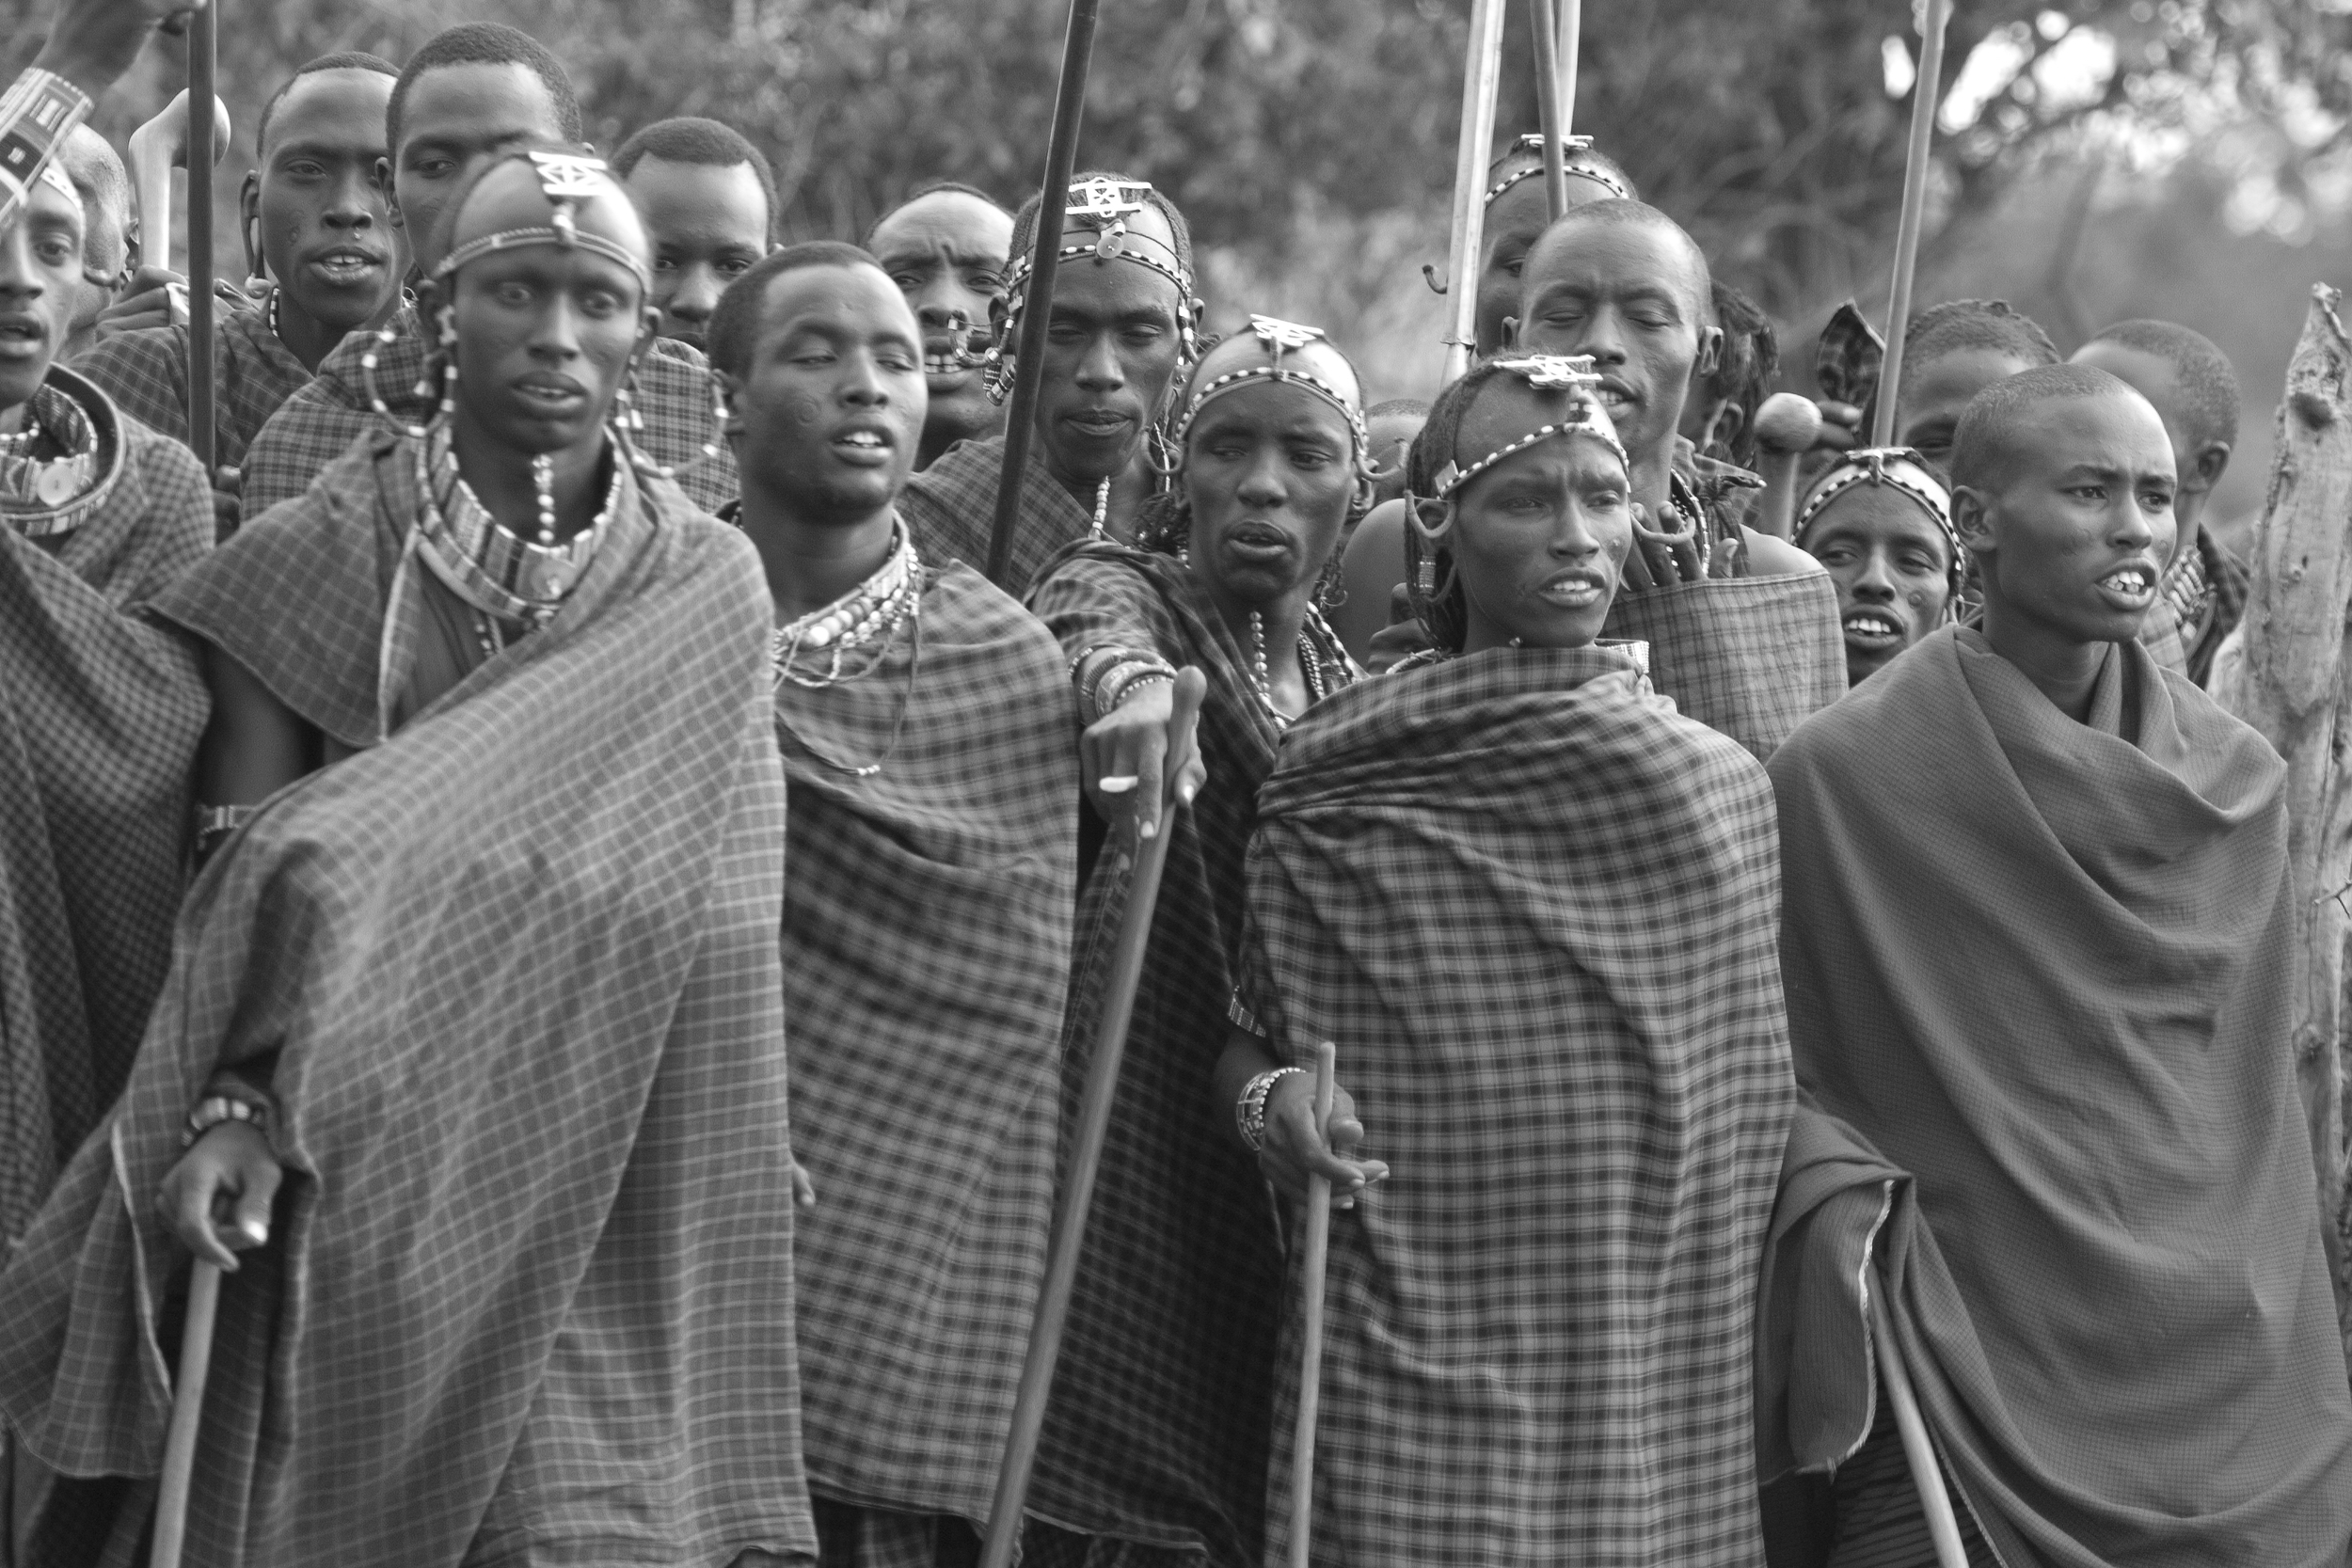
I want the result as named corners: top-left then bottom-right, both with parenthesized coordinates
top-left (1285, 1041), bottom-right (1341, 1568)
top-left (977, 669), bottom-right (1207, 1568)
top-left (983, 0), bottom-right (1102, 587)
top-left (1438, 0), bottom-right (1508, 383)
top-left (1869, 0), bottom-right (1953, 450)
top-left (1528, 0), bottom-right (1568, 223)
top-left (150, 1259), bottom-right (224, 1568)
top-left (1867, 1266), bottom-right (1969, 1568)
top-left (1556, 0), bottom-right (1581, 133)
top-left (183, 2), bottom-right (218, 473)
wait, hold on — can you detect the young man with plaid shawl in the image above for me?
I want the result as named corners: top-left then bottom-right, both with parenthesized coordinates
top-left (1767, 365), bottom-right (2352, 1567)
top-left (77, 54), bottom-right (402, 487)
top-left (898, 171), bottom-right (1198, 594)
top-left (1232, 356), bottom-right (1793, 1568)
top-left (239, 24), bottom-right (736, 520)
top-left (1018, 315), bottom-right (1367, 1568)
top-left (0, 148), bottom-right (814, 1568)
top-left (707, 240), bottom-right (1078, 1568)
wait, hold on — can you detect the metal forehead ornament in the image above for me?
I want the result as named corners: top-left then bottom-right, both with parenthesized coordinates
top-left (528, 150), bottom-right (613, 245)
top-left (1427, 354), bottom-right (1623, 502)
top-left (1171, 313), bottom-right (1369, 457)
top-left (1066, 176), bottom-right (1153, 260)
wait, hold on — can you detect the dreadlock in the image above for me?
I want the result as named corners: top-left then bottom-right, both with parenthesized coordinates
top-left (1708, 281), bottom-right (1778, 468)
top-left (1402, 362), bottom-right (1515, 655)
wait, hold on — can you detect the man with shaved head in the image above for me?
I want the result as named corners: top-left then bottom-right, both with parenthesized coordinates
top-left (2074, 318), bottom-right (2248, 683)
top-left (55, 123), bottom-right (129, 362)
top-left (240, 23), bottom-right (736, 518)
top-left (1765, 363), bottom-right (2352, 1566)
top-left (614, 116), bottom-right (776, 352)
top-left (81, 52), bottom-right (404, 494)
top-left (0, 145), bottom-right (815, 1568)
top-left (898, 169), bottom-right (1198, 592)
top-left (867, 181), bottom-right (1014, 468)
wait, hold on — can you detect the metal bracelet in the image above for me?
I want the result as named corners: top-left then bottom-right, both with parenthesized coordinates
top-left (1236, 1066), bottom-right (1307, 1152)
top-left (183, 1093), bottom-right (268, 1148)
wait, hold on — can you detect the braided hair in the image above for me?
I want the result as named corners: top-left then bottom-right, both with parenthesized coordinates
top-left (1402, 364), bottom-right (1509, 654)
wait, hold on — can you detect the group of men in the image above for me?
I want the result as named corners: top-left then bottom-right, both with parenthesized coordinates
top-left (0, 1), bottom-right (2345, 1566)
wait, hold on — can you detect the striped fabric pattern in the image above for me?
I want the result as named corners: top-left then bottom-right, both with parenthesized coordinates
top-left (1244, 645), bottom-right (1794, 1568)
top-left (0, 372), bottom-right (210, 1251)
top-left (0, 457), bottom-right (816, 1568)
top-left (900, 435), bottom-right (1095, 596)
top-left (780, 562), bottom-right (1079, 1525)
top-left (1023, 543), bottom-right (1355, 1568)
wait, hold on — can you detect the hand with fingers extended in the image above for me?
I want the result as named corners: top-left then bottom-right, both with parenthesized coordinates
top-left (155, 1118), bottom-right (279, 1271)
top-left (1081, 664), bottom-right (1208, 844)
top-left (1257, 1069), bottom-right (1389, 1210)
top-left (33, 0), bottom-right (207, 101)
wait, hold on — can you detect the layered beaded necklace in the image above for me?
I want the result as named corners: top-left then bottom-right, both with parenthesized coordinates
top-left (771, 520), bottom-right (924, 778)
top-left (0, 385), bottom-right (99, 531)
top-left (1248, 609), bottom-right (1334, 728)
top-left (1089, 477), bottom-right (1111, 540)
top-left (414, 418), bottom-right (620, 630)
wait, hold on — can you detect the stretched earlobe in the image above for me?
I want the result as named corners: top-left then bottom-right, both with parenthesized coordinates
top-left (1501, 315), bottom-right (1521, 352)
top-left (712, 370), bottom-right (746, 436)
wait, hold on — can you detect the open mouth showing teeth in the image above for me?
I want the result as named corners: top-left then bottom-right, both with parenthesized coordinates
top-left (1844, 614), bottom-right (1902, 639)
top-left (836, 432), bottom-right (886, 449)
top-left (2099, 568), bottom-right (2153, 597)
top-left (311, 253), bottom-right (377, 277)
top-left (925, 355), bottom-right (967, 376)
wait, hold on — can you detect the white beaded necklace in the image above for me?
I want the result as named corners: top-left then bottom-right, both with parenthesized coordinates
top-left (770, 520), bottom-right (921, 689)
top-left (1089, 476), bottom-right (1111, 540)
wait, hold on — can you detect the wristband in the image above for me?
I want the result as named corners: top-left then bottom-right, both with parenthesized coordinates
top-left (183, 1093), bottom-right (268, 1148)
top-left (1106, 668), bottom-right (1174, 712)
top-left (1236, 1066), bottom-right (1306, 1152)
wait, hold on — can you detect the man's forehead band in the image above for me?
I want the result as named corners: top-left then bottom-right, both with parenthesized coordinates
top-left (1794, 446), bottom-right (1965, 589)
top-left (1002, 177), bottom-right (1199, 322)
top-left (1173, 314), bottom-right (1370, 456)
top-left (34, 157), bottom-right (72, 202)
top-left (1427, 355), bottom-right (1627, 502)
top-left (433, 151), bottom-right (652, 293)
top-left (1484, 134), bottom-right (1629, 207)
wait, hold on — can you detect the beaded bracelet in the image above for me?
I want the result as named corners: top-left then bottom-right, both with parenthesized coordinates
top-left (1236, 1067), bottom-right (1306, 1152)
top-left (1090, 656), bottom-right (1176, 722)
top-left (183, 1093), bottom-right (269, 1148)
top-left (1104, 666), bottom-right (1175, 714)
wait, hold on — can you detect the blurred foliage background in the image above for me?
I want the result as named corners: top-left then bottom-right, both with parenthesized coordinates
top-left (8, 0), bottom-right (2352, 526)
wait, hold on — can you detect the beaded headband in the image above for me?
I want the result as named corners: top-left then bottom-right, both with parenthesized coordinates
top-left (1171, 314), bottom-right (1370, 455)
top-left (33, 156), bottom-right (72, 203)
top-left (1793, 446), bottom-right (1964, 590)
top-left (1484, 134), bottom-right (1629, 207)
top-left (988, 179), bottom-right (1203, 404)
top-left (433, 151), bottom-right (652, 293)
top-left (1426, 355), bottom-right (1627, 504)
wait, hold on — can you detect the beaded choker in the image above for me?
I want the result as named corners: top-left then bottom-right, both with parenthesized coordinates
top-left (1484, 134), bottom-right (1629, 206)
top-left (771, 519), bottom-right (921, 688)
top-left (1793, 446), bottom-right (1963, 593)
top-left (413, 419), bottom-right (620, 626)
top-left (1248, 607), bottom-right (1342, 728)
top-left (1172, 314), bottom-right (1371, 458)
top-left (0, 384), bottom-right (99, 532)
top-left (1429, 356), bottom-right (1626, 500)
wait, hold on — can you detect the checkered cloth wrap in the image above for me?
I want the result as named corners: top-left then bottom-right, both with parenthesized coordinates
top-left (73, 288), bottom-right (305, 475)
top-left (1771, 626), bottom-right (2352, 1567)
top-left (0, 443), bottom-right (818, 1568)
top-left (901, 435), bottom-right (1096, 597)
top-left (239, 309), bottom-right (738, 518)
top-left (1242, 645), bottom-right (1793, 1568)
top-left (1022, 543), bottom-right (1356, 1568)
top-left (781, 561), bottom-right (1078, 1524)
top-left (0, 370), bottom-right (209, 1253)
top-left (1602, 569), bottom-right (1845, 763)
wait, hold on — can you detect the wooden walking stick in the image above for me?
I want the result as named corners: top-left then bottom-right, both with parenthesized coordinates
top-left (149, 1259), bottom-right (224, 1568)
top-left (1555, 0), bottom-right (1580, 134)
top-left (976, 669), bottom-right (1208, 1568)
top-left (982, 0), bottom-right (1102, 588)
top-left (1866, 1266), bottom-right (1969, 1568)
top-left (1438, 0), bottom-right (1508, 383)
top-left (1869, 0), bottom-right (1953, 450)
top-left (183, 0), bottom-right (218, 474)
top-left (1527, 0), bottom-right (1568, 224)
top-left (1284, 1041), bottom-right (1341, 1568)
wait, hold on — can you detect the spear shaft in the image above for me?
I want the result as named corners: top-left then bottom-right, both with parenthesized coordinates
top-left (1439, 0), bottom-right (1508, 382)
top-left (184, 2), bottom-right (216, 474)
top-left (1871, 0), bottom-right (1953, 450)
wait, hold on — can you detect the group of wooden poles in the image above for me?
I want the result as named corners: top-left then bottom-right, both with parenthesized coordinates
top-left (133, 3), bottom-right (1969, 1565)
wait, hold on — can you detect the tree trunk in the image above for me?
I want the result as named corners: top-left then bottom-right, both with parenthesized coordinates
top-left (2211, 283), bottom-right (2352, 1354)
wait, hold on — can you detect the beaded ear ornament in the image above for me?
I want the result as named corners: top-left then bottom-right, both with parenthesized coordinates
top-left (1484, 134), bottom-right (1629, 207)
top-left (1169, 314), bottom-right (1372, 463)
top-left (984, 177), bottom-right (1204, 404)
top-left (1406, 354), bottom-right (1625, 595)
top-left (1793, 445), bottom-right (1964, 594)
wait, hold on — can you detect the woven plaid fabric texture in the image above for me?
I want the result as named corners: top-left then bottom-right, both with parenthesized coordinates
top-left (239, 311), bottom-right (738, 517)
top-left (900, 435), bottom-right (1096, 596)
top-left (1242, 645), bottom-right (1793, 1568)
top-left (73, 289), bottom-right (308, 473)
top-left (780, 561), bottom-right (1078, 1524)
top-left (0, 451), bottom-right (817, 1568)
top-left (1771, 626), bottom-right (2352, 1567)
top-left (0, 371), bottom-right (209, 1252)
top-left (1022, 542), bottom-right (1355, 1568)
top-left (1602, 569), bottom-right (1846, 761)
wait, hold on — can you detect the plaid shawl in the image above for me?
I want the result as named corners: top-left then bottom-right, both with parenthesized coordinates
top-left (72, 290), bottom-right (304, 474)
top-left (1602, 568), bottom-right (1846, 762)
top-left (0, 450), bottom-right (816, 1568)
top-left (1770, 626), bottom-right (2352, 1567)
top-left (782, 562), bottom-right (1078, 1522)
top-left (239, 313), bottom-right (737, 518)
top-left (1244, 647), bottom-right (1793, 1568)
top-left (901, 435), bottom-right (1094, 596)
top-left (0, 371), bottom-right (210, 1252)
top-left (1022, 543), bottom-right (1354, 1568)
